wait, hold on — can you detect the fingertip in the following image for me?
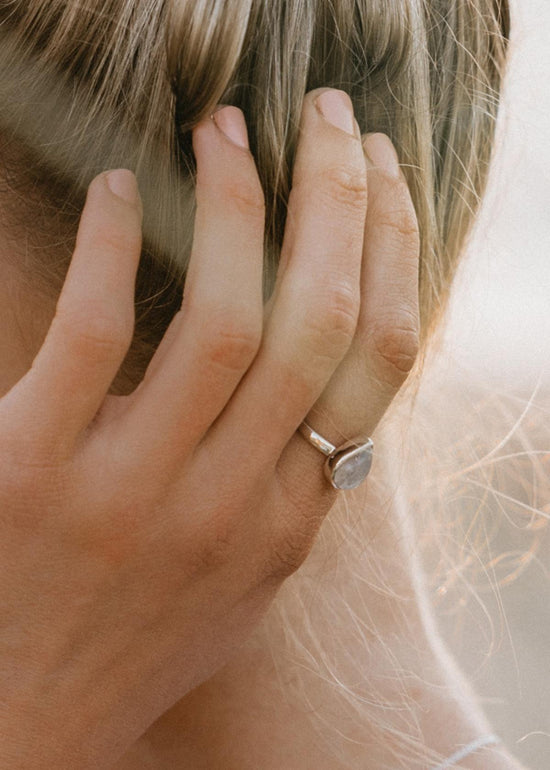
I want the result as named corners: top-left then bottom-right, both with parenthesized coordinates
top-left (105, 169), bottom-right (141, 207)
top-left (211, 105), bottom-right (250, 150)
top-left (362, 133), bottom-right (401, 179)
top-left (82, 170), bottom-right (143, 227)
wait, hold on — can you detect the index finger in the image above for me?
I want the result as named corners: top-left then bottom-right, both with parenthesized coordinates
top-left (5, 170), bottom-right (143, 456)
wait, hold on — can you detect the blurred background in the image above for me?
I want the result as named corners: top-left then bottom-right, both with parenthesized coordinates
top-left (447, 0), bottom-right (550, 386)
top-left (437, 1), bottom-right (550, 767)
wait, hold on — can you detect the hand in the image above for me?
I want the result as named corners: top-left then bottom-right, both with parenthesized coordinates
top-left (0, 88), bottom-right (419, 769)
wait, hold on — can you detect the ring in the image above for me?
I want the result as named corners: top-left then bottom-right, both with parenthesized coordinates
top-left (298, 421), bottom-right (374, 490)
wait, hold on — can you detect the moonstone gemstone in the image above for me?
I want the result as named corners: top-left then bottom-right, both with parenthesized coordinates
top-left (329, 442), bottom-right (373, 490)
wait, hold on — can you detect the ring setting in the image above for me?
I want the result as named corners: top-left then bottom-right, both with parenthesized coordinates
top-left (298, 422), bottom-right (374, 490)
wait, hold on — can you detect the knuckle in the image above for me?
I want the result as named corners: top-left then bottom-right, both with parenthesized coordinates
top-left (58, 304), bottom-right (134, 360)
top-left (373, 180), bottom-right (420, 249)
top-left (218, 174), bottom-right (266, 220)
top-left (184, 529), bottom-right (233, 577)
top-left (200, 312), bottom-right (262, 374)
top-left (301, 280), bottom-right (359, 363)
top-left (317, 164), bottom-right (368, 216)
top-left (366, 315), bottom-right (420, 388)
top-left (71, 499), bottom-right (145, 569)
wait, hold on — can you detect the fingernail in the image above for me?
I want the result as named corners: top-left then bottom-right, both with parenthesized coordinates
top-left (211, 105), bottom-right (249, 150)
top-left (315, 89), bottom-right (356, 136)
top-left (105, 169), bottom-right (140, 205)
top-left (363, 134), bottom-right (400, 179)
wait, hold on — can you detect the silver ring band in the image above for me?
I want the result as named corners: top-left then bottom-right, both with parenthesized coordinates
top-left (298, 421), bottom-right (374, 490)
top-left (298, 422), bottom-right (338, 456)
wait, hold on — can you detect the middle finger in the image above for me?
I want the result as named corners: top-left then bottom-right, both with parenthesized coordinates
top-left (205, 88), bottom-right (368, 467)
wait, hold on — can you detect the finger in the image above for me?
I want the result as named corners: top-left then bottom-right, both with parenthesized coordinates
top-left (114, 107), bottom-right (265, 462)
top-left (133, 309), bottom-right (184, 386)
top-left (278, 133), bottom-right (420, 499)
top-left (204, 88), bottom-right (368, 469)
top-left (11, 170), bottom-right (142, 455)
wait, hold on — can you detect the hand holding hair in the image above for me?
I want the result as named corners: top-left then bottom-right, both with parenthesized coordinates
top-left (0, 89), bottom-right (421, 769)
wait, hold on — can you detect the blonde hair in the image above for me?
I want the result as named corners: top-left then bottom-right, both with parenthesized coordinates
top-left (0, 0), bottom-right (509, 387)
top-left (0, 1), bottom-right (519, 767)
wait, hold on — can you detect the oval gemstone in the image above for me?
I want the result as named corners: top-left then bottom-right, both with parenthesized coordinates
top-left (329, 442), bottom-right (373, 490)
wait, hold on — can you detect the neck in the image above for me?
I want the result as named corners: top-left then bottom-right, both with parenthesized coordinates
top-left (0, 257), bottom-right (53, 396)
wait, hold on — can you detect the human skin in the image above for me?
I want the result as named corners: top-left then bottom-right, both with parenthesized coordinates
top-left (0, 88), bottom-right (525, 768)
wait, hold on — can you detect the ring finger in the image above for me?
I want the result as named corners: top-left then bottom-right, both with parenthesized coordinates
top-left (277, 133), bottom-right (421, 500)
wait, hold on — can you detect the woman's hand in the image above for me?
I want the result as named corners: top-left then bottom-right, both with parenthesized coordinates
top-left (0, 88), bottom-right (419, 769)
